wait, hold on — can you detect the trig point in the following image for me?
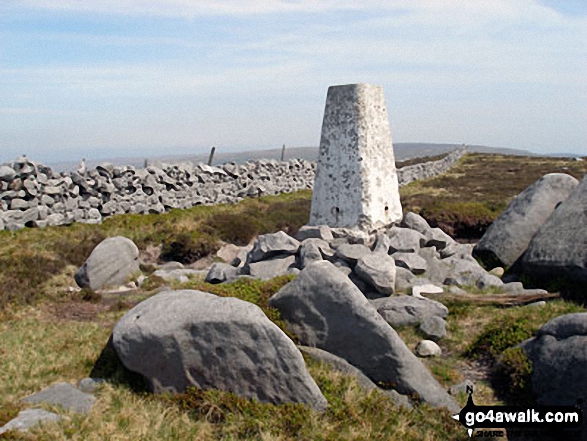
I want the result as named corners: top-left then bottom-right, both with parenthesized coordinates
top-left (309, 83), bottom-right (403, 231)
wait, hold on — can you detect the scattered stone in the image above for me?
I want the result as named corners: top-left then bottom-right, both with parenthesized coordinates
top-left (394, 267), bottom-right (418, 293)
top-left (388, 227), bottom-right (427, 253)
top-left (299, 241), bottom-right (324, 268)
top-left (354, 252), bottom-right (396, 295)
top-left (526, 301), bottom-right (547, 308)
top-left (23, 382), bottom-right (96, 414)
top-left (205, 263), bottom-right (239, 284)
top-left (419, 316), bottom-right (447, 341)
top-left (415, 340), bottom-right (442, 357)
top-left (0, 165), bottom-right (16, 181)
top-left (152, 269), bottom-right (205, 283)
top-left (426, 228), bottom-right (455, 251)
top-left (269, 262), bottom-right (459, 412)
top-left (412, 283), bottom-right (443, 298)
top-left (0, 409), bottom-right (60, 435)
top-left (74, 236), bottom-right (140, 291)
top-left (112, 290), bottom-right (327, 410)
top-left (77, 377), bottom-right (105, 393)
top-left (334, 243), bottom-right (371, 264)
top-left (157, 261), bottom-right (185, 270)
top-left (400, 212), bottom-right (431, 237)
top-left (371, 295), bottom-right (448, 327)
top-left (488, 267), bottom-right (505, 277)
top-left (521, 175), bottom-right (587, 287)
top-left (247, 231), bottom-right (300, 263)
top-left (295, 225), bottom-right (334, 242)
top-left (392, 252), bottom-right (427, 275)
top-left (474, 173), bottom-right (579, 269)
top-left (246, 255), bottom-right (296, 280)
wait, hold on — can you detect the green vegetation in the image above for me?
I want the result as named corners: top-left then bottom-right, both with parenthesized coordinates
top-left (1, 152), bottom-right (586, 439)
top-left (493, 347), bottom-right (534, 403)
top-left (464, 300), bottom-right (585, 361)
top-left (401, 153), bottom-right (587, 239)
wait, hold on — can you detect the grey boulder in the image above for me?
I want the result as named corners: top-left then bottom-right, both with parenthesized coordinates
top-left (354, 252), bottom-right (396, 295)
top-left (268, 262), bottom-right (459, 412)
top-left (474, 173), bottom-right (578, 268)
top-left (205, 262), bottom-right (239, 284)
top-left (392, 252), bottom-right (427, 275)
top-left (295, 225), bottom-right (334, 242)
top-left (0, 409), bottom-right (60, 435)
top-left (22, 382), bottom-right (96, 414)
top-left (246, 255), bottom-right (296, 280)
top-left (112, 290), bottom-right (327, 411)
top-left (247, 231), bottom-right (300, 263)
top-left (419, 316), bottom-right (447, 341)
top-left (521, 175), bottom-right (587, 286)
top-left (520, 313), bottom-right (587, 408)
top-left (75, 236), bottom-right (140, 291)
top-left (388, 227), bottom-right (427, 253)
top-left (370, 295), bottom-right (449, 327)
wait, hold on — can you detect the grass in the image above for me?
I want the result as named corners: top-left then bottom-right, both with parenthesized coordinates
top-left (1, 152), bottom-right (586, 439)
top-left (400, 153), bottom-right (587, 239)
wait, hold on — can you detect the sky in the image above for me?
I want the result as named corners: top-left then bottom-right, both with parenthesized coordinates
top-left (0, 0), bottom-right (586, 164)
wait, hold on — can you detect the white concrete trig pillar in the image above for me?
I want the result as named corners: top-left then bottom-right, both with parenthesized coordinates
top-left (309, 83), bottom-right (403, 231)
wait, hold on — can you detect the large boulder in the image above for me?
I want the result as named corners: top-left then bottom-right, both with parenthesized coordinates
top-left (520, 313), bottom-right (587, 407)
top-left (112, 290), bottom-right (327, 411)
top-left (474, 173), bottom-right (578, 269)
top-left (268, 261), bottom-right (459, 412)
top-left (521, 175), bottom-right (587, 286)
top-left (74, 236), bottom-right (140, 291)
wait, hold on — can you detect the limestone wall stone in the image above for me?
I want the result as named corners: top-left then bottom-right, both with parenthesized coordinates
top-left (0, 148), bottom-right (466, 231)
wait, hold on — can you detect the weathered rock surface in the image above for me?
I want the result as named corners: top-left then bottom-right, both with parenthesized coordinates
top-left (295, 225), bottom-right (334, 242)
top-left (474, 173), bottom-right (579, 268)
top-left (521, 175), bottom-right (587, 286)
top-left (268, 262), bottom-right (459, 412)
top-left (520, 313), bottom-right (587, 408)
top-left (419, 316), bottom-right (447, 341)
top-left (112, 290), bottom-right (327, 410)
top-left (246, 255), bottom-right (297, 280)
top-left (74, 236), bottom-right (140, 291)
top-left (354, 252), bottom-right (396, 295)
top-left (205, 263), bottom-right (239, 284)
top-left (22, 382), bottom-right (96, 413)
top-left (247, 231), bottom-right (300, 263)
top-left (0, 409), bottom-right (60, 435)
top-left (370, 295), bottom-right (448, 327)
top-left (415, 340), bottom-right (442, 358)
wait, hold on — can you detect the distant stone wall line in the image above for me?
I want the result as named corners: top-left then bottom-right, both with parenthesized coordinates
top-left (0, 148), bottom-right (466, 231)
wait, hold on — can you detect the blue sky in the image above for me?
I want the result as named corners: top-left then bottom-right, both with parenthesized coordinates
top-left (0, 0), bottom-right (585, 164)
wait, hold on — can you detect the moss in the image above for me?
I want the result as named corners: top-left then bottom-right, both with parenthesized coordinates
top-left (465, 317), bottom-right (534, 360)
top-left (493, 347), bottom-right (534, 404)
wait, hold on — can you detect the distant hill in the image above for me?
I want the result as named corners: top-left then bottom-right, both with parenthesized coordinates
top-left (47, 143), bottom-right (537, 172)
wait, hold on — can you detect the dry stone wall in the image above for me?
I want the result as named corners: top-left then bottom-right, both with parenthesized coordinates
top-left (0, 148), bottom-right (466, 231)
